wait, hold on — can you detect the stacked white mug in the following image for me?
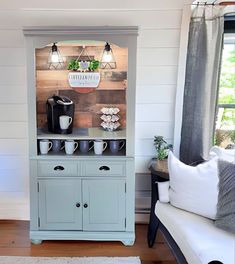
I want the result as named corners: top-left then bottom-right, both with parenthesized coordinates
top-left (94, 140), bottom-right (107, 155)
top-left (65, 140), bottom-right (78, 155)
top-left (39, 139), bottom-right (52, 154)
top-left (59, 115), bottom-right (72, 130)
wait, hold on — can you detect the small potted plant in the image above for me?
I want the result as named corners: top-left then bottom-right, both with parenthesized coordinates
top-left (67, 59), bottom-right (80, 71)
top-left (153, 136), bottom-right (172, 172)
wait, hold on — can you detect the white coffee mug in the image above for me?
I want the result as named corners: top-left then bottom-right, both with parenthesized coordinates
top-left (65, 140), bottom-right (78, 155)
top-left (94, 140), bottom-right (108, 155)
top-left (59, 115), bottom-right (73, 130)
top-left (39, 139), bottom-right (52, 154)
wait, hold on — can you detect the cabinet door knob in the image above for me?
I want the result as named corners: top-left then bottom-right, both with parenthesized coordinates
top-left (99, 166), bottom-right (110, 171)
top-left (83, 203), bottom-right (88, 208)
top-left (54, 166), bottom-right (64, 171)
top-left (76, 203), bottom-right (80, 208)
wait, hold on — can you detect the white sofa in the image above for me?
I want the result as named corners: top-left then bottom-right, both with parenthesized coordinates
top-left (155, 201), bottom-right (235, 264)
top-left (154, 148), bottom-right (235, 264)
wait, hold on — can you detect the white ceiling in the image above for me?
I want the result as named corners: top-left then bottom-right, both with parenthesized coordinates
top-left (1, 0), bottom-right (235, 10)
top-left (0, 0), bottom-right (193, 10)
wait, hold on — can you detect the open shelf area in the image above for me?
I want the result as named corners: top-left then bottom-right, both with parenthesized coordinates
top-left (37, 127), bottom-right (126, 140)
top-left (37, 148), bottom-right (126, 158)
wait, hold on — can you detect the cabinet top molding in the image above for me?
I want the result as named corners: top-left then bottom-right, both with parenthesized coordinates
top-left (23, 26), bottom-right (139, 36)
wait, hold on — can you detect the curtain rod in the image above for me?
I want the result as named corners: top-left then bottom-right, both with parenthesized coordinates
top-left (192, 1), bottom-right (235, 6)
top-left (219, 1), bottom-right (235, 5)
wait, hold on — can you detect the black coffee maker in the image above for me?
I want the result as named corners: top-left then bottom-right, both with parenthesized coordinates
top-left (46, 95), bottom-right (75, 134)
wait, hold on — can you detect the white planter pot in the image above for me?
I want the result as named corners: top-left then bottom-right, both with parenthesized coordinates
top-left (68, 72), bottom-right (100, 88)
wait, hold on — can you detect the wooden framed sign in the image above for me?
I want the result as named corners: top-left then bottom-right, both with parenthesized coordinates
top-left (68, 72), bottom-right (100, 88)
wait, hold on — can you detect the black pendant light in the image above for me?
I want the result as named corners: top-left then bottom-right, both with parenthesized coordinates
top-left (48, 43), bottom-right (64, 70)
top-left (100, 42), bottom-right (116, 69)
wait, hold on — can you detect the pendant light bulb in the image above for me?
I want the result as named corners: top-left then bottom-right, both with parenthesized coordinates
top-left (102, 51), bottom-right (113, 62)
top-left (100, 42), bottom-right (116, 69)
top-left (48, 43), bottom-right (64, 70)
top-left (51, 52), bottom-right (59, 63)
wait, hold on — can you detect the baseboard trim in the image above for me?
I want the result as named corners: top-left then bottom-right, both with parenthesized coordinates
top-left (135, 212), bottom-right (150, 224)
top-left (0, 204), bottom-right (149, 224)
top-left (0, 192), bottom-right (150, 223)
top-left (0, 203), bottom-right (29, 220)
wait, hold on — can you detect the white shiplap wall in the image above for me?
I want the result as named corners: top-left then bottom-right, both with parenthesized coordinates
top-left (0, 29), bottom-right (29, 219)
top-left (0, 0), bottom-right (191, 219)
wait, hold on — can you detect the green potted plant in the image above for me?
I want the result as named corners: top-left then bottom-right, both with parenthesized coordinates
top-left (67, 59), bottom-right (80, 71)
top-left (88, 60), bottom-right (99, 72)
top-left (153, 136), bottom-right (172, 172)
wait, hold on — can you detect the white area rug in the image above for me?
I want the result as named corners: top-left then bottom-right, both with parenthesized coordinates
top-left (0, 256), bottom-right (141, 264)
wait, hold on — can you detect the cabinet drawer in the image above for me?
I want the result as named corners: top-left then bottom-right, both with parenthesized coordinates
top-left (82, 161), bottom-right (125, 177)
top-left (38, 161), bottom-right (78, 177)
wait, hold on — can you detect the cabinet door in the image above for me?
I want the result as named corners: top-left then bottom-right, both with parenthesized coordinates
top-left (82, 179), bottom-right (126, 231)
top-left (38, 179), bottom-right (82, 230)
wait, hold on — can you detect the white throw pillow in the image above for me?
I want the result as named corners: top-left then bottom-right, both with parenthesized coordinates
top-left (209, 146), bottom-right (235, 163)
top-left (157, 181), bottom-right (170, 203)
top-left (168, 151), bottom-right (218, 220)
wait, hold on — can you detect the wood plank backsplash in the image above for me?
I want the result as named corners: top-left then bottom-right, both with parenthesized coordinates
top-left (36, 44), bottom-right (127, 129)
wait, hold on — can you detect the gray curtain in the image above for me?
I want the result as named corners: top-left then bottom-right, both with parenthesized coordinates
top-left (180, 7), bottom-right (224, 164)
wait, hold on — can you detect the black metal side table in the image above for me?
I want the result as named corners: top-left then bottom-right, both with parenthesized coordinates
top-left (147, 165), bottom-right (169, 248)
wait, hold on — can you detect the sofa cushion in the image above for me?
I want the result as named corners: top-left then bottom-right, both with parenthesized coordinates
top-left (155, 201), bottom-right (235, 264)
top-left (209, 146), bottom-right (235, 163)
top-left (168, 151), bottom-right (218, 219)
top-left (215, 159), bottom-right (235, 233)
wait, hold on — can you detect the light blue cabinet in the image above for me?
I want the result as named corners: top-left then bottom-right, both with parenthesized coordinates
top-left (25, 27), bottom-right (137, 246)
top-left (82, 179), bottom-right (126, 231)
top-left (38, 179), bottom-right (82, 230)
top-left (38, 178), bottom-right (126, 232)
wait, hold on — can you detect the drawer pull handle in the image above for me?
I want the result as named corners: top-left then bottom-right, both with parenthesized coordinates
top-left (99, 166), bottom-right (110, 171)
top-left (83, 203), bottom-right (88, 208)
top-left (54, 166), bottom-right (65, 171)
top-left (76, 203), bottom-right (80, 208)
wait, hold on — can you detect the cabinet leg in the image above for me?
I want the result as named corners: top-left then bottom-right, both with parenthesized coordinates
top-left (31, 239), bottom-right (43, 245)
top-left (121, 240), bottom-right (135, 246)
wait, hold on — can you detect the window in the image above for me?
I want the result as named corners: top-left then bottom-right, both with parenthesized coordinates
top-left (215, 30), bottom-right (235, 148)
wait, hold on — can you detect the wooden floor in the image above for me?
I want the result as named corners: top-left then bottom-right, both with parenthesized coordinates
top-left (0, 221), bottom-right (176, 264)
